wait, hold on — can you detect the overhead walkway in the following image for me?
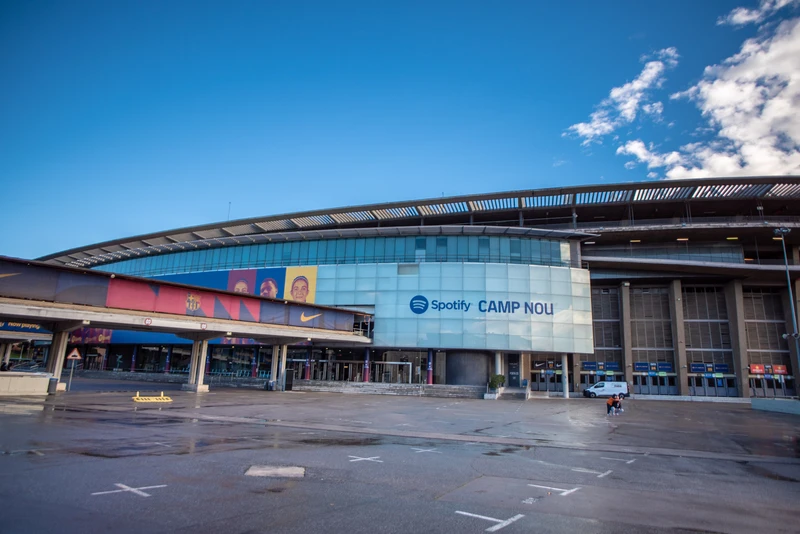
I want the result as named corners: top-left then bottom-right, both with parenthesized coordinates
top-left (0, 256), bottom-right (372, 392)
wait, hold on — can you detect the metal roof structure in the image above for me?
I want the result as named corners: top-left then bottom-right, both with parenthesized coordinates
top-left (38, 176), bottom-right (800, 269)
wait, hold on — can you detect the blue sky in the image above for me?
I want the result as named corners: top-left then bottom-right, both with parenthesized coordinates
top-left (1, 0), bottom-right (798, 259)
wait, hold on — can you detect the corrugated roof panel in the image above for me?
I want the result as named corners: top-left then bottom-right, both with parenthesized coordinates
top-left (193, 229), bottom-right (229, 239)
top-left (292, 215), bottom-right (336, 227)
top-left (223, 224), bottom-right (259, 236)
top-left (372, 206), bottom-right (419, 219)
top-left (254, 219), bottom-right (296, 231)
top-left (766, 183), bottom-right (800, 197)
top-left (524, 194), bottom-right (571, 208)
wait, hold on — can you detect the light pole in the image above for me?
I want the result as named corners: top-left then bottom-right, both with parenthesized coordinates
top-left (774, 228), bottom-right (800, 380)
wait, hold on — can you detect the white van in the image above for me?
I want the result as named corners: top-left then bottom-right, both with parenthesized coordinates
top-left (583, 381), bottom-right (629, 398)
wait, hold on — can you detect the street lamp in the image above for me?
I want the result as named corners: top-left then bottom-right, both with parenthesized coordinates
top-left (773, 228), bottom-right (800, 367)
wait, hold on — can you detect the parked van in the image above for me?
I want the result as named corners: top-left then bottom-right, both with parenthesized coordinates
top-left (583, 381), bottom-right (629, 398)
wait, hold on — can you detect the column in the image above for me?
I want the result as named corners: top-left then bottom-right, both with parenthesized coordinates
top-left (304, 347), bottom-right (311, 380)
top-left (571, 354), bottom-right (581, 393)
top-left (186, 341), bottom-right (200, 386)
top-left (279, 344), bottom-right (288, 390)
top-left (164, 346), bottom-right (172, 373)
top-left (620, 282), bottom-right (633, 387)
top-left (781, 281), bottom-right (800, 385)
top-left (48, 331), bottom-right (70, 386)
top-left (195, 341), bottom-right (209, 389)
top-left (725, 280), bottom-right (749, 398)
top-left (363, 348), bottom-right (371, 382)
top-left (1, 343), bottom-right (10, 366)
top-left (494, 351), bottom-right (502, 377)
top-left (426, 349), bottom-right (433, 385)
top-left (669, 280), bottom-right (689, 396)
top-left (561, 354), bottom-right (570, 399)
top-left (271, 345), bottom-right (280, 383)
top-left (251, 348), bottom-right (258, 378)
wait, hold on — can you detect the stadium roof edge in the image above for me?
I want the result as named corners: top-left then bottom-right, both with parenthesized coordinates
top-left (37, 176), bottom-right (800, 263)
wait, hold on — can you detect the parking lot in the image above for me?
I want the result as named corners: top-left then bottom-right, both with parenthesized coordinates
top-left (1, 380), bottom-right (799, 533)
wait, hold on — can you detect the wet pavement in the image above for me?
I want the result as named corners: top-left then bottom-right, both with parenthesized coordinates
top-left (1, 379), bottom-right (799, 533)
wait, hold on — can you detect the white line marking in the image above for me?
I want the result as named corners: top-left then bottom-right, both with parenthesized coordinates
top-left (348, 455), bottom-right (383, 463)
top-left (487, 514), bottom-right (525, 532)
top-left (455, 511), bottom-right (525, 532)
top-left (91, 483), bottom-right (167, 497)
top-left (598, 470), bottom-right (613, 478)
top-left (396, 423), bottom-right (412, 427)
top-left (600, 457), bottom-right (629, 462)
top-left (139, 442), bottom-right (172, 448)
top-left (411, 448), bottom-right (441, 454)
top-left (626, 459), bottom-right (636, 464)
top-left (528, 483), bottom-right (579, 496)
top-left (572, 468), bottom-right (612, 478)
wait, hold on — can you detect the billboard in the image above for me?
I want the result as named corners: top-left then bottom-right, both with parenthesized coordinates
top-left (161, 266), bottom-right (317, 303)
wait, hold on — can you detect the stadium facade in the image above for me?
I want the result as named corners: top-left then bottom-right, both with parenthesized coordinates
top-left (33, 177), bottom-right (800, 398)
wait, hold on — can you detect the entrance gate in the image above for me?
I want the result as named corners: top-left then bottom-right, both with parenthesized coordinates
top-left (632, 373), bottom-right (678, 395)
top-left (688, 375), bottom-right (738, 397)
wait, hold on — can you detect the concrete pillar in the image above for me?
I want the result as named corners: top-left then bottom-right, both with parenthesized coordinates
top-left (426, 349), bottom-right (433, 385)
top-left (494, 351), bottom-right (502, 376)
top-left (620, 283), bottom-right (633, 387)
top-left (48, 331), bottom-right (70, 388)
top-left (270, 345), bottom-right (280, 382)
top-left (669, 280), bottom-right (689, 396)
top-left (561, 354), bottom-right (570, 398)
top-left (781, 281), bottom-right (800, 379)
top-left (1, 343), bottom-right (10, 365)
top-left (725, 281), bottom-right (750, 397)
top-left (186, 341), bottom-right (200, 386)
top-left (251, 348), bottom-right (259, 378)
top-left (304, 347), bottom-right (312, 380)
top-left (571, 354), bottom-right (581, 392)
top-left (279, 344), bottom-right (288, 390)
top-left (363, 348), bottom-right (371, 382)
top-left (195, 341), bottom-right (209, 388)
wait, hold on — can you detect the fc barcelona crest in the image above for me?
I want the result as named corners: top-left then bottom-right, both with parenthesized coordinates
top-left (186, 293), bottom-right (201, 312)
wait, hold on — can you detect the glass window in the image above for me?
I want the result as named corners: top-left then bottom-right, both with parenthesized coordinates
top-left (457, 236), bottom-right (468, 261)
top-left (416, 237), bottom-right (426, 250)
top-left (531, 240), bottom-right (542, 265)
top-left (299, 241), bottom-right (309, 264)
top-left (468, 236), bottom-right (479, 262)
top-left (289, 242), bottom-right (300, 264)
top-left (397, 237), bottom-right (409, 262)
top-left (355, 238), bottom-right (365, 261)
top-left (489, 237), bottom-right (500, 263)
top-left (335, 240), bottom-right (346, 263)
top-left (242, 246), bottom-right (251, 266)
top-left (265, 243), bottom-right (274, 266)
top-left (385, 238), bottom-right (396, 262)
top-left (551, 241), bottom-right (561, 264)
top-left (346, 238), bottom-right (356, 263)
top-left (233, 247), bottom-right (243, 268)
top-left (365, 238), bottom-right (375, 263)
top-left (308, 241), bottom-right (318, 265)
top-left (375, 237), bottom-right (385, 262)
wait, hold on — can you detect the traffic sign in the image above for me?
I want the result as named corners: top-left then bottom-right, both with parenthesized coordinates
top-left (66, 348), bottom-right (82, 360)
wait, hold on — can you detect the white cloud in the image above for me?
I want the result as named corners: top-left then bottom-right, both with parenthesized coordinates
top-left (552, 158), bottom-right (567, 167)
top-left (564, 48), bottom-right (679, 145)
top-left (619, 17), bottom-right (800, 179)
top-left (717, 0), bottom-right (798, 26)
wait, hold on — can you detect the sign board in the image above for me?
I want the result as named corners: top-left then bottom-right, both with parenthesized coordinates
top-left (66, 348), bottom-right (82, 360)
top-left (605, 362), bottom-right (621, 371)
top-left (749, 364), bottom-right (765, 374)
top-left (634, 362), bottom-right (650, 372)
top-left (657, 362), bottom-right (674, 372)
top-left (581, 362), bottom-right (597, 371)
top-left (773, 365), bottom-right (788, 375)
top-left (714, 364), bottom-right (730, 373)
top-left (690, 363), bottom-right (706, 373)
top-left (658, 371), bottom-right (667, 377)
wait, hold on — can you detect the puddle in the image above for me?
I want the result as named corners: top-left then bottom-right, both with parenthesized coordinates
top-left (745, 464), bottom-right (799, 483)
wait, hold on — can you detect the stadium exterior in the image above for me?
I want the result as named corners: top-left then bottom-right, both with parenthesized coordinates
top-left (33, 177), bottom-right (800, 398)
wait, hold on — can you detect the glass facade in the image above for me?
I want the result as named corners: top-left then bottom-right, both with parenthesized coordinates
top-left (93, 235), bottom-right (571, 277)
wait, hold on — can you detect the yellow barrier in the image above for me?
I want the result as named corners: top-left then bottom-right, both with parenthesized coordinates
top-left (132, 391), bottom-right (173, 403)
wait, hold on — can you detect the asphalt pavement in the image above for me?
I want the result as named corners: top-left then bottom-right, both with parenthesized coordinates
top-left (1, 378), bottom-right (799, 534)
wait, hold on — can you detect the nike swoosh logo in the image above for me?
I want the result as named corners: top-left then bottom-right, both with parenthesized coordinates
top-left (0, 273), bottom-right (19, 279)
top-left (300, 312), bottom-right (322, 323)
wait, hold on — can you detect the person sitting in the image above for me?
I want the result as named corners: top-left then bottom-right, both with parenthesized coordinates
top-left (615, 395), bottom-right (624, 415)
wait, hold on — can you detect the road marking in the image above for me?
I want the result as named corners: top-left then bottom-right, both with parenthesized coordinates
top-left (411, 447), bottom-right (440, 454)
top-left (348, 455), bottom-right (383, 463)
top-left (396, 423), bottom-right (413, 427)
top-left (246, 465), bottom-right (305, 478)
top-left (455, 511), bottom-right (525, 532)
top-left (601, 457), bottom-right (636, 464)
top-left (571, 468), bottom-right (613, 478)
top-left (91, 483), bottom-right (167, 497)
top-left (528, 484), bottom-right (579, 496)
top-left (139, 442), bottom-right (172, 448)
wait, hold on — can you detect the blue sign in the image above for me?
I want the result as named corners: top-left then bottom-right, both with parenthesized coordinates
top-left (714, 364), bottom-right (730, 373)
top-left (545, 370), bottom-right (555, 375)
top-left (582, 362), bottom-right (597, 371)
top-left (648, 371), bottom-right (659, 377)
top-left (409, 295), bottom-right (429, 314)
top-left (634, 362), bottom-right (649, 372)
top-left (704, 372), bottom-right (715, 378)
top-left (605, 362), bottom-right (621, 371)
top-left (690, 363), bottom-right (706, 373)
top-left (657, 362), bottom-right (674, 372)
